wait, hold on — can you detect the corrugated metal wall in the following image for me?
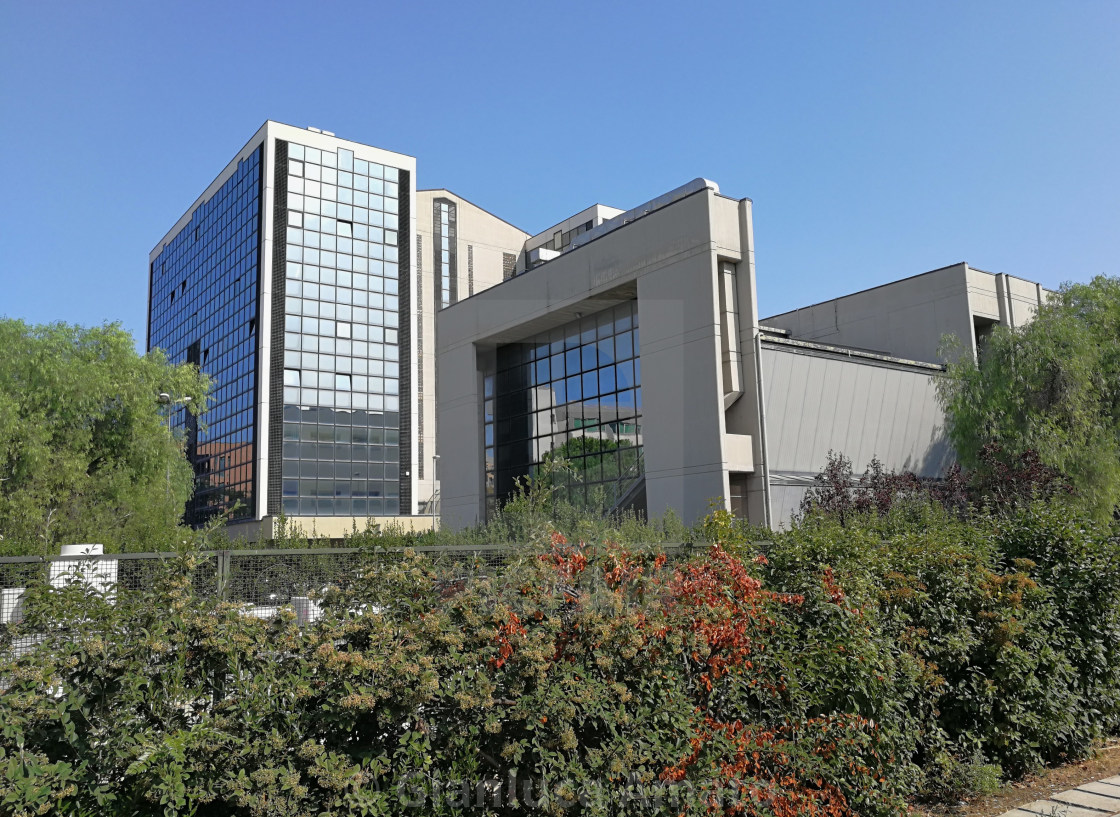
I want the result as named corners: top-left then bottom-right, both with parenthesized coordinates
top-left (761, 344), bottom-right (955, 526)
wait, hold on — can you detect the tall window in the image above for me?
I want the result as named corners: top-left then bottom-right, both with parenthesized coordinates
top-left (434, 198), bottom-right (456, 308)
top-left (487, 300), bottom-right (642, 517)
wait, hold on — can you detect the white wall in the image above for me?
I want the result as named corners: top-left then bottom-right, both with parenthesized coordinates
top-left (416, 190), bottom-right (529, 511)
top-left (763, 263), bottom-right (1052, 365)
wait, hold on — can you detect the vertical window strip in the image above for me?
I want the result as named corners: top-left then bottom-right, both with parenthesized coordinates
top-left (417, 233), bottom-right (423, 480)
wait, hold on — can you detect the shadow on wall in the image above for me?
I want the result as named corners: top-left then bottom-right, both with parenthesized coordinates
top-left (917, 428), bottom-right (956, 478)
top-left (767, 429), bottom-right (957, 530)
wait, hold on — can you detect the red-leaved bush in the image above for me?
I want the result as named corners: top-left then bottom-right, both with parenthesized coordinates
top-left (1, 531), bottom-right (908, 816)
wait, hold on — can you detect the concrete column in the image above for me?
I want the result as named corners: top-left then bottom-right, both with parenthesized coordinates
top-left (725, 198), bottom-right (771, 528)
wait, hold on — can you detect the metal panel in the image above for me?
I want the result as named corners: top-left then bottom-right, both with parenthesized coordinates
top-left (399, 171), bottom-right (412, 514)
top-left (761, 345), bottom-right (954, 526)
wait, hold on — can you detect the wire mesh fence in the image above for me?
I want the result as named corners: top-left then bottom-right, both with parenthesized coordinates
top-left (0, 541), bottom-right (701, 659)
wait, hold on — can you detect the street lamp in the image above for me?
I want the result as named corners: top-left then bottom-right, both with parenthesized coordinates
top-left (430, 454), bottom-right (441, 529)
top-left (157, 392), bottom-right (192, 431)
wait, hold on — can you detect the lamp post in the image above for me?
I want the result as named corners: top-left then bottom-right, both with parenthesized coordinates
top-left (430, 454), bottom-right (440, 530)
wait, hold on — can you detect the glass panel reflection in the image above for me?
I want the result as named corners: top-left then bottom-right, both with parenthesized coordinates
top-left (276, 140), bottom-right (407, 515)
top-left (486, 300), bottom-right (642, 517)
top-left (149, 148), bottom-right (261, 525)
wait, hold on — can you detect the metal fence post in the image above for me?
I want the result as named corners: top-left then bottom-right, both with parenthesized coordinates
top-left (216, 550), bottom-right (231, 599)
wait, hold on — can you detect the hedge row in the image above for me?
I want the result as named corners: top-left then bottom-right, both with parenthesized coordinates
top-left (2, 496), bottom-right (1118, 816)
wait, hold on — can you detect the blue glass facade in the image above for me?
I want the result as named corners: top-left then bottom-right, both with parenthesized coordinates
top-left (277, 140), bottom-right (405, 516)
top-left (486, 300), bottom-right (643, 516)
top-left (148, 148), bottom-right (262, 524)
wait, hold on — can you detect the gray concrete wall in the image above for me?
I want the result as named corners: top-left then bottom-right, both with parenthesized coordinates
top-left (763, 263), bottom-right (1052, 365)
top-left (760, 342), bottom-right (954, 527)
top-left (965, 266), bottom-right (1051, 328)
top-left (437, 187), bottom-right (760, 529)
top-left (762, 264), bottom-right (976, 362)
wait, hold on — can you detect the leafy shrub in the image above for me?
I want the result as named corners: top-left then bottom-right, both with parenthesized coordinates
top-left (4, 460), bottom-right (1119, 814)
top-left (0, 533), bottom-right (907, 816)
top-left (798, 447), bottom-right (1074, 527)
top-left (348, 462), bottom-right (691, 553)
top-left (738, 492), bottom-right (1120, 798)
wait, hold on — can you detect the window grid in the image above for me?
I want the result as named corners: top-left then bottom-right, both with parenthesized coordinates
top-left (279, 140), bottom-right (406, 516)
top-left (487, 300), bottom-right (642, 516)
top-left (416, 233), bottom-right (424, 480)
top-left (434, 198), bottom-right (456, 309)
top-left (149, 148), bottom-right (262, 525)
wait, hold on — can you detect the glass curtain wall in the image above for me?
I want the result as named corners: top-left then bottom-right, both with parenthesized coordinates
top-left (486, 300), bottom-right (642, 516)
top-left (278, 141), bottom-right (404, 516)
top-left (148, 149), bottom-right (262, 525)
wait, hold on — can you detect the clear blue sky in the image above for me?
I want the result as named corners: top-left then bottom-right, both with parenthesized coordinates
top-left (1, 1), bottom-right (1117, 343)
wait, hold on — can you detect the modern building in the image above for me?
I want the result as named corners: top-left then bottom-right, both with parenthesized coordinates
top-left (435, 179), bottom-right (1052, 530)
top-left (149, 122), bottom-right (1052, 536)
top-left (147, 122), bottom-right (524, 538)
top-left (524, 204), bottom-right (624, 269)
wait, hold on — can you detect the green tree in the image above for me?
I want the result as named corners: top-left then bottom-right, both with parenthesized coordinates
top-left (0, 320), bottom-right (209, 555)
top-left (937, 275), bottom-right (1120, 520)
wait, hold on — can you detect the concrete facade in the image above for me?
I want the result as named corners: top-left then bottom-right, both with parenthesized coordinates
top-left (437, 181), bottom-right (768, 529)
top-left (524, 203), bottom-right (625, 266)
top-left (414, 190), bottom-right (530, 514)
top-left (436, 180), bottom-right (1051, 531)
top-left (762, 262), bottom-right (1051, 363)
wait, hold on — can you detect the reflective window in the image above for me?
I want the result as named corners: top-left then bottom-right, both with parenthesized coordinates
top-left (277, 139), bottom-right (406, 516)
top-left (486, 300), bottom-right (642, 516)
top-left (148, 146), bottom-right (261, 525)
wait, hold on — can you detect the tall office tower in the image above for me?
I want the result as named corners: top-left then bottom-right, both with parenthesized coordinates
top-left (148, 122), bottom-right (418, 537)
top-left (148, 122), bottom-right (529, 538)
